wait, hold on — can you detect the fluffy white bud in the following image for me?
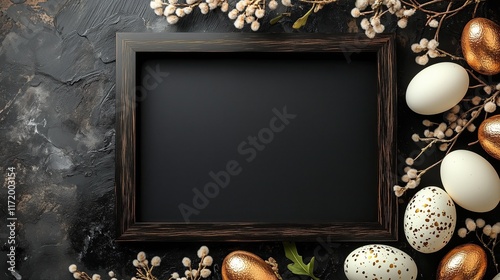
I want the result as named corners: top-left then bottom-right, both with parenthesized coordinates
top-left (492, 222), bottom-right (500, 234)
top-left (370, 16), bottom-right (380, 27)
top-left (360, 18), bottom-right (370, 30)
top-left (483, 224), bottom-right (492, 236)
top-left (251, 20), bottom-right (260, 31)
top-left (175, 8), bottom-right (185, 17)
top-left (450, 105), bottom-right (460, 114)
top-left (466, 218), bottom-right (476, 231)
top-left (457, 227), bottom-right (467, 238)
top-left (150, 0), bottom-right (163, 9)
top-left (182, 257), bottom-right (191, 267)
top-left (403, 8), bottom-right (415, 17)
top-left (415, 55), bottom-right (429, 65)
top-left (255, 9), bottom-right (265, 18)
top-left (485, 101), bottom-right (496, 113)
top-left (411, 43), bottom-right (424, 53)
top-left (365, 28), bottom-right (376, 38)
top-left (200, 268), bottom-right (211, 278)
top-left (373, 23), bottom-right (385, 33)
top-left (199, 2), bottom-right (209, 14)
top-left (245, 15), bottom-right (255, 23)
top-left (236, 0), bottom-right (246, 11)
top-left (268, 0), bottom-right (278, 9)
top-left (419, 38), bottom-right (429, 48)
top-left (439, 143), bottom-right (448, 151)
top-left (427, 49), bottom-right (440, 58)
top-left (351, 8), bottom-right (361, 18)
top-left (167, 15), bottom-right (179, 24)
top-left (427, 39), bottom-right (439, 50)
top-left (164, 5), bottom-right (176, 15)
top-left (197, 246), bottom-right (210, 258)
top-left (397, 17), bottom-right (407, 28)
top-left (476, 218), bottom-right (486, 228)
top-left (221, 2), bottom-right (229, 12)
top-left (411, 133), bottom-right (420, 142)
top-left (154, 7), bottom-right (163, 15)
top-left (234, 15), bottom-right (245, 29)
top-left (429, 19), bottom-right (439, 28)
top-left (355, 0), bottom-right (369, 10)
top-left (228, 9), bottom-right (238, 19)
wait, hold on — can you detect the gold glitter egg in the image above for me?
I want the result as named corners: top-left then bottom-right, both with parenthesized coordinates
top-left (436, 243), bottom-right (487, 280)
top-left (221, 251), bottom-right (278, 280)
top-left (461, 17), bottom-right (500, 76)
top-left (479, 115), bottom-right (500, 160)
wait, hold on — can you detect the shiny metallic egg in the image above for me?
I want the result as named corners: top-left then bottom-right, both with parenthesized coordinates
top-left (461, 17), bottom-right (500, 76)
top-left (479, 115), bottom-right (500, 160)
top-left (436, 243), bottom-right (487, 280)
top-left (222, 251), bottom-right (278, 280)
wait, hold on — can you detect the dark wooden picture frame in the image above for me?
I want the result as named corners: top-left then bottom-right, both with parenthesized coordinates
top-left (115, 33), bottom-right (397, 242)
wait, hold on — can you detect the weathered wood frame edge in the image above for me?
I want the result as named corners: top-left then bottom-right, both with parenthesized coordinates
top-left (115, 32), bottom-right (398, 242)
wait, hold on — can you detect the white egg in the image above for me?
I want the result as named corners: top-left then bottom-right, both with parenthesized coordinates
top-left (493, 273), bottom-right (500, 280)
top-left (406, 62), bottom-right (469, 115)
top-left (344, 244), bottom-right (417, 280)
top-left (404, 186), bottom-right (456, 254)
top-left (440, 149), bottom-right (500, 212)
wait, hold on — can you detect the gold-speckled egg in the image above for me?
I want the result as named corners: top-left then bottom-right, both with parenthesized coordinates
top-left (479, 115), bottom-right (500, 160)
top-left (222, 251), bottom-right (278, 280)
top-left (461, 17), bottom-right (500, 75)
top-left (436, 243), bottom-right (487, 280)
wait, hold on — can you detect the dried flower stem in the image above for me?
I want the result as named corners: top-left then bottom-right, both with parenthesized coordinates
top-left (436, 48), bottom-right (463, 60)
top-left (77, 272), bottom-right (93, 280)
top-left (410, 97), bottom-right (490, 170)
top-left (395, 67), bottom-right (500, 196)
top-left (476, 230), bottom-right (500, 274)
top-left (135, 264), bottom-right (158, 280)
top-left (190, 255), bottom-right (209, 280)
top-left (298, 0), bottom-right (335, 5)
top-left (433, 1), bottom-right (451, 42)
top-left (402, 0), bottom-right (475, 16)
top-left (458, 219), bottom-right (500, 274)
top-left (265, 257), bottom-right (283, 280)
top-left (397, 0), bottom-right (481, 64)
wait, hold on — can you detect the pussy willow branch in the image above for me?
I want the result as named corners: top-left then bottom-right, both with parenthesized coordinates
top-left (401, 0), bottom-right (477, 15)
top-left (475, 230), bottom-right (500, 274)
top-left (407, 70), bottom-right (499, 187)
top-left (400, 0), bottom-right (480, 42)
top-left (299, 0), bottom-right (335, 4)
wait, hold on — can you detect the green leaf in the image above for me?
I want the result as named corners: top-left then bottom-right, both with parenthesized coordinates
top-left (292, 5), bottom-right (315, 29)
top-left (270, 14), bottom-right (284, 25)
top-left (283, 241), bottom-right (320, 280)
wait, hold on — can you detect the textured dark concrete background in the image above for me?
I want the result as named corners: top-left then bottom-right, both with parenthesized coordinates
top-left (1, 0), bottom-right (500, 279)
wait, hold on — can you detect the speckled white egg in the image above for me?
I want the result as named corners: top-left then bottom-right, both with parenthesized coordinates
top-left (344, 244), bottom-right (417, 280)
top-left (404, 186), bottom-right (456, 254)
top-left (406, 62), bottom-right (469, 115)
top-left (440, 149), bottom-right (500, 212)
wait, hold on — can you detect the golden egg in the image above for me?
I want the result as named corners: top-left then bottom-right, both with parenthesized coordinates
top-left (222, 250), bottom-right (278, 280)
top-left (479, 114), bottom-right (500, 160)
top-left (461, 17), bottom-right (500, 75)
top-left (436, 243), bottom-right (487, 280)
